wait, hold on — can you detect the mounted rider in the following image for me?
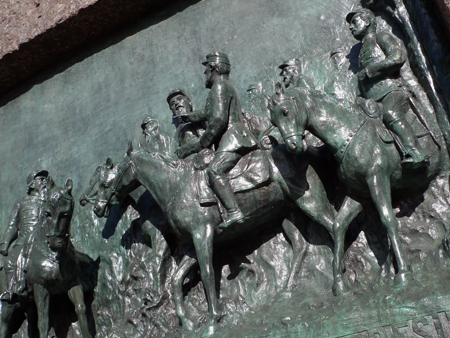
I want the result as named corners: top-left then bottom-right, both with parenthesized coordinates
top-left (347, 8), bottom-right (428, 168)
top-left (0, 170), bottom-right (51, 302)
top-left (167, 89), bottom-right (208, 159)
top-left (278, 58), bottom-right (315, 90)
top-left (141, 116), bottom-right (172, 155)
top-left (175, 52), bottom-right (258, 228)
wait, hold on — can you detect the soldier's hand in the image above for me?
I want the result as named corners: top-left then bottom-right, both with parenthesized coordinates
top-left (0, 243), bottom-right (8, 256)
top-left (176, 141), bottom-right (202, 159)
top-left (357, 70), bottom-right (366, 82)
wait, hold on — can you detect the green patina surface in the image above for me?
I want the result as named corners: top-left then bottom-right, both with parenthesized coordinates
top-left (0, 0), bottom-right (450, 337)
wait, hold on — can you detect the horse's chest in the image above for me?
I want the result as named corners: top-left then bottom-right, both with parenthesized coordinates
top-left (39, 259), bottom-right (64, 283)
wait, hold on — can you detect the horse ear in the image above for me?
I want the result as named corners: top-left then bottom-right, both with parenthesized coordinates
top-left (127, 141), bottom-right (133, 156)
top-left (65, 178), bottom-right (73, 195)
top-left (275, 81), bottom-right (284, 95)
top-left (105, 157), bottom-right (113, 169)
top-left (46, 176), bottom-right (56, 190)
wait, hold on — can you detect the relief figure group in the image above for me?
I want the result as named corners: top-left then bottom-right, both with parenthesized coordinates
top-left (0, 6), bottom-right (448, 338)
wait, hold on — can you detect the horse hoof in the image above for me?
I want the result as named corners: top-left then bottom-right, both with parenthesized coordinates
top-left (181, 318), bottom-right (195, 332)
top-left (332, 276), bottom-right (348, 296)
top-left (394, 271), bottom-right (411, 288)
top-left (202, 322), bottom-right (218, 337)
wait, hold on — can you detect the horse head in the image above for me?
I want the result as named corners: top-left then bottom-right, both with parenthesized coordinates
top-left (93, 142), bottom-right (139, 217)
top-left (44, 178), bottom-right (75, 252)
top-left (269, 82), bottom-right (308, 154)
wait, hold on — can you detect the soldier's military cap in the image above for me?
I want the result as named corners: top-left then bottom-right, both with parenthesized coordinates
top-left (167, 89), bottom-right (188, 104)
top-left (346, 8), bottom-right (376, 24)
top-left (202, 52), bottom-right (231, 66)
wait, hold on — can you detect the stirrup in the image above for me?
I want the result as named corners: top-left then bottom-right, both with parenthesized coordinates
top-left (218, 210), bottom-right (245, 229)
top-left (401, 147), bottom-right (429, 169)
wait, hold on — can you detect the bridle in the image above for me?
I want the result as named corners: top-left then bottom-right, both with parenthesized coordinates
top-left (96, 156), bottom-right (137, 207)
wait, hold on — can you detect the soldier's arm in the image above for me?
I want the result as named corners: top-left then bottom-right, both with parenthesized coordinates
top-left (198, 83), bottom-right (229, 148)
top-left (187, 108), bottom-right (208, 122)
top-left (0, 200), bottom-right (21, 255)
top-left (365, 32), bottom-right (405, 80)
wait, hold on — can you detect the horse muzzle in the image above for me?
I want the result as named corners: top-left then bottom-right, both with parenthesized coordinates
top-left (94, 201), bottom-right (110, 218)
top-left (47, 236), bottom-right (67, 252)
top-left (285, 135), bottom-right (307, 154)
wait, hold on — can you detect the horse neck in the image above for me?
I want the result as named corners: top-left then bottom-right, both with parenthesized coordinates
top-left (303, 91), bottom-right (366, 152)
top-left (130, 151), bottom-right (186, 207)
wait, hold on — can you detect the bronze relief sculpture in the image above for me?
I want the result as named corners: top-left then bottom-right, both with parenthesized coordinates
top-left (1, 1), bottom-right (450, 337)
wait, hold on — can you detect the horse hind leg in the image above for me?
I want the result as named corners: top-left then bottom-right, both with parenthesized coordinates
top-left (366, 172), bottom-right (410, 287)
top-left (332, 196), bottom-right (363, 296)
top-left (68, 284), bottom-right (91, 338)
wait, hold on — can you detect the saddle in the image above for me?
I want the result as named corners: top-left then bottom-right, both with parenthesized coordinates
top-left (192, 149), bottom-right (271, 206)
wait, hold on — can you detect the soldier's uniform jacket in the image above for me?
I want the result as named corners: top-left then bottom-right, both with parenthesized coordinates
top-left (3, 194), bottom-right (46, 248)
top-left (189, 77), bottom-right (257, 153)
top-left (359, 31), bottom-right (404, 102)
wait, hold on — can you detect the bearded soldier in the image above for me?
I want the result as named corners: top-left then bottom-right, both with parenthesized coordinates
top-left (176, 52), bottom-right (258, 228)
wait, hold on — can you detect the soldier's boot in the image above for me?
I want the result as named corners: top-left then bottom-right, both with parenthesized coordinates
top-left (210, 177), bottom-right (245, 229)
top-left (0, 265), bottom-right (16, 302)
top-left (390, 119), bottom-right (429, 168)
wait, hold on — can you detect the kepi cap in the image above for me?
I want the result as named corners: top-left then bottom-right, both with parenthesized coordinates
top-left (27, 170), bottom-right (49, 185)
top-left (278, 58), bottom-right (301, 70)
top-left (202, 52), bottom-right (231, 66)
top-left (346, 8), bottom-right (375, 23)
top-left (167, 89), bottom-right (188, 104)
top-left (141, 116), bottom-right (157, 130)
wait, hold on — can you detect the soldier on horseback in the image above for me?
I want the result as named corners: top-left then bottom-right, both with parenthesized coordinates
top-left (175, 52), bottom-right (258, 228)
top-left (0, 170), bottom-right (50, 302)
top-left (278, 58), bottom-right (314, 90)
top-left (167, 88), bottom-right (208, 158)
top-left (347, 8), bottom-right (428, 168)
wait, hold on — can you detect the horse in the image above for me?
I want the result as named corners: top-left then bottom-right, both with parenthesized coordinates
top-left (0, 179), bottom-right (92, 338)
top-left (91, 142), bottom-right (336, 336)
top-left (80, 158), bottom-right (170, 307)
top-left (269, 83), bottom-right (444, 296)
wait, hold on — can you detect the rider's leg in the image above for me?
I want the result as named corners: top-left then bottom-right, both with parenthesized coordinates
top-left (207, 151), bottom-right (244, 228)
top-left (382, 91), bottom-right (427, 165)
top-left (0, 247), bottom-right (20, 302)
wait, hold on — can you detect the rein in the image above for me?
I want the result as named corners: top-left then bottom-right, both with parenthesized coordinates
top-left (334, 118), bottom-right (367, 163)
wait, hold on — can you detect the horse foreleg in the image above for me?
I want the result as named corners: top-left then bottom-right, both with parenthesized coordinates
top-left (33, 283), bottom-right (50, 338)
top-left (367, 173), bottom-right (410, 287)
top-left (282, 213), bottom-right (307, 290)
top-left (68, 284), bottom-right (91, 338)
top-left (0, 300), bottom-right (15, 338)
top-left (192, 225), bottom-right (219, 337)
top-left (148, 222), bottom-right (169, 301)
top-left (332, 196), bottom-right (363, 296)
top-left (292, 166), bottom-right (335, 238)
top-left (172, 254), bottom-right (198, 331)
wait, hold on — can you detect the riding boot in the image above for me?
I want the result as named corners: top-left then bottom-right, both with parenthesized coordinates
top-left (389, 119), bottom-right (428, 168)
top-left (210, 177), bottom-right (245, 229)
top-left (0, 263), bottom-right (16, 302)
